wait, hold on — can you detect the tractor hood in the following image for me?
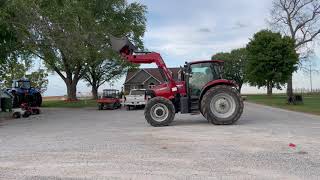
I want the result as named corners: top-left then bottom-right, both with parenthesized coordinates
top-left (110, 36), bottom-right (137, 55)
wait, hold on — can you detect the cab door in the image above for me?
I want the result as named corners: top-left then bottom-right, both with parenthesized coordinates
top-left (188, 62), bottom-right (220, 97)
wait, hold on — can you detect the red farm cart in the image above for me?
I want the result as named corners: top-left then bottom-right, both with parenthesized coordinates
top-left (97, 89), bottom-right (121, 110)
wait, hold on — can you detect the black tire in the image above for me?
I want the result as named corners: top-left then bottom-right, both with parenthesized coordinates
top-left (13, 112), bottom-right (21, 119)
top-left (34, 93), bottom-right (42, 107)
top-left (201, 85), bottom-right (243, 125)
top-left (111, 103), bottom-right (116, 110)
top-left (23, 111), bottom-right (31, 118)
top-left (116, 102), bottom-right (121, 109)
top-left (12, 94), bottom-right (20, 108)
top-left (126, 105), bottom-right (131, 111)
top-left (98, 103), bottom-right (104, 110)
top-left (144, 97), bottom-right (175, 127)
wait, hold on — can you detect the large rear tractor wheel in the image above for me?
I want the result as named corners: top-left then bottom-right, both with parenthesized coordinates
top-left (144, 97), bottom-right (175, 127)
top-left (201, 85), bottom-right (243, 125)
top-left (12, 94), bottom-right (20, 108)
top-left (35, 93), bottom-right (42, 107)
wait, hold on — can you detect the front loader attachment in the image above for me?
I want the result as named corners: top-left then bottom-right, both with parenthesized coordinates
top-left (110, 36), bottom-right (137, 55)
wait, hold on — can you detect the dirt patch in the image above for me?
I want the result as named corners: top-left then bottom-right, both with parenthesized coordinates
top-left (43, 96), bottom-right (66, 101)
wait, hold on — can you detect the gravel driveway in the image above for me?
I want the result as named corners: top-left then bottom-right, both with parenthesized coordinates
top-left (0, 102), bottom-right (320, 180)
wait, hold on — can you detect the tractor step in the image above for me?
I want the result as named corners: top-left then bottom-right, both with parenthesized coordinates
top-left (190, 96), bottom-right (200, 112)
top-left (191, 96), bottom-right (199, 100)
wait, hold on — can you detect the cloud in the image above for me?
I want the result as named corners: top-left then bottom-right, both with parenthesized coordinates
top-left (232, 22), bottom-right (249, 30)
top-left (139, 0), bottom-right (272, 67)
top-left (198, 28), bottom-right (211, 33)
top-left (143, 20), bottom-right (255, 66)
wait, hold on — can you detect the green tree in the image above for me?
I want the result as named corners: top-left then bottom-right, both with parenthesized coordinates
top-left (0, 57), bottom-right (31, 87)
top-left (246, 30), bottom-right (299, 95)
top-left (0, 56), bottom-right (48, 91)
top-left (0, 10), bottom-right (31, 87)
top-left (25, 69), bottom-right (49, 93)
top-left (212, 48), bottom-right (248, 93)
top-left (269, 0), bottom-right (320, 97)
top-left (3, 0), bottom-right (147, 100)
top-left (82, 57), bottom-right (134, 99)
top-left (0, 2), bottom-right (21, 79)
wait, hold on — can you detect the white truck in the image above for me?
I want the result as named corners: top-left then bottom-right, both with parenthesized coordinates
top-left (124, 89), bottom-right (147, 110)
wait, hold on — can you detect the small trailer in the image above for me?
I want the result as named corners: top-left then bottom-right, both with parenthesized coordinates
top-left (97, 89), bottom-right (121, 110)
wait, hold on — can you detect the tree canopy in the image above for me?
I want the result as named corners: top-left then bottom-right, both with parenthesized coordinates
top-left (246, 30), bottom-right (299, 95)
top-left (2, 0), bottom-right (147, 100)
top-left (270, 0), bottom-right (320, 96)
top-left (0, 2), bottom-right (48, 90)
top-left (25, 69), bottom-right (49, 93)
top-left (82, 57), bottom-right (135, 99)
top-left (212, 48), bottom-right (248, 93)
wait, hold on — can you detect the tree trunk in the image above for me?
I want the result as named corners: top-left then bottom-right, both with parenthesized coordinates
top-left (66, 81), bottom-right (77, 101)
top-left (287, 75), bottom-right (293, 97)
top-left (92, 86), bottom-right (98, 100)
top-left (267, 82), bottom-right (273, 96)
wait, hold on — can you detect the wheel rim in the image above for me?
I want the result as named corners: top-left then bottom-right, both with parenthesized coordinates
top-left (150, 103), bottom-right (169, 122)
top-left (210, 93), bottom-right (236, 119)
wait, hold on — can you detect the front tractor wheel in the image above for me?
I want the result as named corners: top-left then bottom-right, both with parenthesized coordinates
top-left (144, 97), bottom-right (175, 127)
top-left (201, 85), bottom-right (243, 125)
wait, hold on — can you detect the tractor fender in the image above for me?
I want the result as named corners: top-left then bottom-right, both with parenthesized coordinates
top-left (9, 89), bottom-right (16, 94)
top-left (199, 79), bottom-right (238, 103)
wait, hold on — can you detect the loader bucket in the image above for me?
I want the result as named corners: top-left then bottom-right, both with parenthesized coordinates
top-left (110, 36), bottom-right (137, 55)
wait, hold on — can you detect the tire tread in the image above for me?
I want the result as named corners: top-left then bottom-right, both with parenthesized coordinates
top-left (144, 97), bottom-right (175, 127)
top-left (201, 85), bottom-right (243, 125)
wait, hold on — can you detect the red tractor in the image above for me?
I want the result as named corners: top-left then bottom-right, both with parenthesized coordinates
top-left (111, 37), bottom-right (243, 127)
top-left (97, 89), bottom-right (121, 110)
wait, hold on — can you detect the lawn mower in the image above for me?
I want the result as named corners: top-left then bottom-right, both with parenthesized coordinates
top-left (97, 89), bottom-right (121, 110)
top-left (11, 102), bottom-right (41, 119)
top-left (110, 36), bottom-right (243, 127)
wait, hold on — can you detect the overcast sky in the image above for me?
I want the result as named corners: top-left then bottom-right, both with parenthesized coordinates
top-left (44, 0), bottom-right (320, 96)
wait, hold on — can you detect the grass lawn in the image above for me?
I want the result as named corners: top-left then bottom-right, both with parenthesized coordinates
top-left (246, 94), bottom-right (320, 115)
top-left (42, 99), bottom-right (98, 108)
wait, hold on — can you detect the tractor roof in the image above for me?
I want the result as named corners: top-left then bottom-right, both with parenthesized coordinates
top-left (14, 78), bottom-right (30, 82)
top-left (103, 89), bottom-right (119, 91)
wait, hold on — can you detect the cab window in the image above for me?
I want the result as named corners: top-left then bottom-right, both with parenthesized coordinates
top-left (189, 62), bottom-right (220, 96)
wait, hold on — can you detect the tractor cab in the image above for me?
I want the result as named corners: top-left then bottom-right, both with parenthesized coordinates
top-left (102, 89), bottom-right (120, 99)
top-left (12, 79), bottom-right (31, 90)
top-left (184, 61), bottom-right (224, 97)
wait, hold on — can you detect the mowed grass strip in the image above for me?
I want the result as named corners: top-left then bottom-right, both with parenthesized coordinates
top-left (42, 99), bottom-right (98, 108)
top-left (246, 94), bottom-right (320, 115)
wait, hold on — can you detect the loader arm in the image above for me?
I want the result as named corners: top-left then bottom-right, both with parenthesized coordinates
top-left (110, 36), bottom-right (176, 87)
top-left (121, 52), bottom-right (176, 86)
